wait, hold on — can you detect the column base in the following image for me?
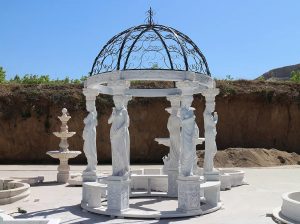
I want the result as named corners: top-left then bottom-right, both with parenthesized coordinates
top-left (204, 170), bottom-right (220, 181)
top-left (107, 175), bottom-right (130, 212)
top-left (167, 169), bottom-right (179, 197)
top-left (177, 175), bottom-right (202, 212)
top-left (82, 171), bottom-right (97, 182)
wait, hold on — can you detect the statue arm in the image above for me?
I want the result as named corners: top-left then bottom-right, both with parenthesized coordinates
top-left (213, 112), bottom-right (218, 123)
top-left (108, 108), bottom-right (115, 124)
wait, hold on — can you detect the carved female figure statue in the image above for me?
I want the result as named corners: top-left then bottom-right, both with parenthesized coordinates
top-left (203, 101), bottom-right (218, 172)
top-left (167, 108), bottom-right (181, 169)
top-left (108, 95), bottom-right (130, 177)
top-left (180, 96), bottom-right (198, 176)
top-left (83, 110), bottom-right (98, 173)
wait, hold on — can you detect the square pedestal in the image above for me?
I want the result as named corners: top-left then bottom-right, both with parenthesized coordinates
top-left (177, 176), bottom-right (202, 212)
top-left (167, 169), bottom-right (179, 197)
top-left (82, 171), bottom-right (97, 182)
top-left (107, 176), bottom-right (130, 211)
top-left (204, 170), bottom-right (220, 181)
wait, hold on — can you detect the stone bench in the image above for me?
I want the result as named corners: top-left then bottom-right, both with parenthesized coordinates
top-left (200, 181), bottom-right (221, 206)
top-left (82, 182), bottom-right (107, 208)
top-left (131, 174), bottom-right (168, 193)
top-left (220, 173), bottom-right (231, 190)
top-left (219, 169), bottom-right (245, 187)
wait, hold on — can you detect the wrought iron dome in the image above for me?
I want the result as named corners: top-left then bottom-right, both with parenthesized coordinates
top-left (90, 8), bottom-right (211, 76)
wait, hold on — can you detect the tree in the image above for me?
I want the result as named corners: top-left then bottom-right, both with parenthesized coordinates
top-left (0, 66), bottom-right (6, 83)
top-left (290, 70), bottom-right (300, 83)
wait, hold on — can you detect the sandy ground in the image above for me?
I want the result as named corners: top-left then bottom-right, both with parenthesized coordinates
top-left (1, 165), bottom-right (300, 224)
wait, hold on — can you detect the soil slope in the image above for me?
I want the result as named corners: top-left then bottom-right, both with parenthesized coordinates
top-left (197, 148), bottom-right (300, 167)
top-left (0, 80), bottom-right (299, 164)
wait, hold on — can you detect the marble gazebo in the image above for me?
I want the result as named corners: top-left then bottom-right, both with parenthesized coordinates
top-left (81, 9), bottom-right (221, 218)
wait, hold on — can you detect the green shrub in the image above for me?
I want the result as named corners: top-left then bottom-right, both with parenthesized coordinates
top-left (291, 70), bottom-right (300, 83)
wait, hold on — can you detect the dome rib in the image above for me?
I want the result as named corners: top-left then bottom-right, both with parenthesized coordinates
top-left (152, 27), bottom-right (174, 70)
top-left (123, 26), bottom-right (152, 70)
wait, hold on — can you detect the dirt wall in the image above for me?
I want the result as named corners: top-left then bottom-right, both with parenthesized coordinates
top-left (0, 80), bottom-right (299, 164)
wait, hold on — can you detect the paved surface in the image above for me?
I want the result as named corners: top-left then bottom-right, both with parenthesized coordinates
top-left (1, 165), bottom-right (300, 224)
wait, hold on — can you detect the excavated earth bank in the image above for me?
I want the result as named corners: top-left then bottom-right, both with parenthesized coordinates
top-left (0, 80), bottom-right (299, 165)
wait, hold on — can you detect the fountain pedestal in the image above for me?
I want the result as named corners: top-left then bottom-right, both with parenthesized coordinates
top-left (47, 108), bottom-right (81, 183)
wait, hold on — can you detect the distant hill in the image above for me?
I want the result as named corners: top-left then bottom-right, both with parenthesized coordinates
top-left (258, 63), bottom-right (300, 80)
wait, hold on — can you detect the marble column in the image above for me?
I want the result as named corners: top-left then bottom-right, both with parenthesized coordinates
top-left (202, 88), bottom-right (220, 181)
top-left (107, 80), bottom-right (131, 212)
top-left (176, 81), bottom-right (202, 212)
top-left (165, 95), bottom-right (181, 197)
top-left (82, 88), bottom-right (99, 182)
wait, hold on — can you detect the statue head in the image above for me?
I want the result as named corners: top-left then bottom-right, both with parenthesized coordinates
top-left (205, 101), bottom-right (215, 112)
top-left (113, 95), bottom-right (125, 110)
top-left (86, 101), bottom-right (96, 112)
top-left (181, 96), bottom-right (193, 108)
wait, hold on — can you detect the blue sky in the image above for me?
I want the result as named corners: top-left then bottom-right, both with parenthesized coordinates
top-left (0, 0), bottom-right (300, 80)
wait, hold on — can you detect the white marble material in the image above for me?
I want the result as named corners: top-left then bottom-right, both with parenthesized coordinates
top-left (47, 108), bottom-right (81, 183)
top-left (202, 89), bottom-right (220, 180)
top-left (106, 175), bottom-right (130, 211)
top-left (46, 151), bottom-right (81, 183)
top-left (131, 174), bottom-right (168, 194)
top-left (219, 169), bottom-right (245, 187)
top-left (167, 169), bottom-right (178, 197)
top-left (177, 175), bottom-right (203, 212)
top-left (273, 191), bottom-right (300, 224)
top-left (0, 179), bottom-right (30, 205)
top-left (81, 197), bottom-right (221, 219)
top-left (82, 70), bottom-right (222, 219)
top-left (281, 192), bottom-right (300, 222)
top-left (108, 95), bottom-right (130, 177)
top-left (200, 181), bottom-right (221, 206)
top-left (82, 88), bottom-right (99, 182)
top-left (165, 96), bottom-right (181, 170)
top-left (220, 174), bottom-right (231, 190)
top-left (179, 96), bottom-right (197, 177)
top-left (85, 70), bottom-right (215, 92)
top-left (82, 182), bottom-right (106, 208)
top-left (8, 176), bottom-right (44, 186)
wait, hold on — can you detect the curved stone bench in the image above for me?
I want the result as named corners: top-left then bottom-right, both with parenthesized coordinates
top-left (220, 173), bottom-right (231, 190)
top-left (219, 169), bottom-right (245, 188)
top-left (131, 174), bottom-right (168, 194)
top-left (200, 181), bottom-right (221, 206)
top-left (82, 182), bottom-right (107, 207)
top-left (0, 179), bottom-right (30, 205)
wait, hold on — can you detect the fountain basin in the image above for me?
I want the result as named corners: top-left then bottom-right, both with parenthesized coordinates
top-left (47, 151), bottom-right (81, 160)
top-left (53, 131), bottom-right (76, 138)
top-left (0, 179), bottom-right (30, 205)
top-left (280, 191), bottom-right (300, 223)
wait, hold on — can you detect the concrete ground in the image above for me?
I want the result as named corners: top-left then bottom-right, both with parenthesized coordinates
top-left (1, 165), bottom-right (300, 224)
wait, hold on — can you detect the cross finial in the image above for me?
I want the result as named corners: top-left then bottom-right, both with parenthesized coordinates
top-left (146, 7), bottom-right (154, 25)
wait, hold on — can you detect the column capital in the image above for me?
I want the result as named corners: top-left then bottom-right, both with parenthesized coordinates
top-left (176, 80), bottom-right (199, 96)
top-left (166, 95), bottom-right (181, 108)
top-left (108, 80), bottom-right (130, 95)
top-left (83, 88), bottom-right (99, 101)
top-left (201, 88), bottom-right (220, 99)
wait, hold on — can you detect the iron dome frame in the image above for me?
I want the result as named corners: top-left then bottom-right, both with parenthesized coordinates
top-left (90, 8), bottom-right (211, 76)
